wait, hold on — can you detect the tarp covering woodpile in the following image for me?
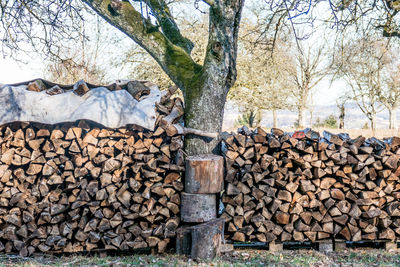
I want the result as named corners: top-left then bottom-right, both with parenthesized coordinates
top-left (0, 79), bottom-right (185, 256)
top-left (0, 79), bottom-right (163, 130)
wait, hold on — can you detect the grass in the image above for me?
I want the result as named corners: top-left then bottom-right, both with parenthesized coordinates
top-left (0, 248), bottom-right (399, 267)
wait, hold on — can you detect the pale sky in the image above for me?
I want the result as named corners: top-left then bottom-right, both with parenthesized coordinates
top-left (0, 58), bottom-right (42, 84)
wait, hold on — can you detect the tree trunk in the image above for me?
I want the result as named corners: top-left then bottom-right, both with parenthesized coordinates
top-left (297, 106), bottom-right (306, 129)
top-left (272, 109), bottom-right (278, 128)
top-left (389, 108), bottom-right (397, 129)
top-left (184, 84), bottom-right (227, 155)
top-left (82, 0), bottom-right (244, 157)
top-left (339, 105), bottom-right (345, 129)
top-left (369, 113), bottom-right (377, 135)
top-left (184, 1), bottom-right (244, 156)
top-left (83, 0), bottom-right (244, 259)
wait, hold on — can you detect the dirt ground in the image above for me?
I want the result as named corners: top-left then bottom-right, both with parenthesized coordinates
top-left (0, 248), bottom-right (398, 267)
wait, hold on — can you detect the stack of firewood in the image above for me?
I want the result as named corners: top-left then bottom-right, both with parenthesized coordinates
top-left (0, 82), bottom-right (185, 256)
top-left (221, 127), bottom-right (400, 244)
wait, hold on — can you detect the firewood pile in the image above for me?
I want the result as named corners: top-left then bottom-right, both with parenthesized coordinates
top-left (221, 127), bottom-right (400, 244)
top-left (0, 80), bottom-right (185, 256)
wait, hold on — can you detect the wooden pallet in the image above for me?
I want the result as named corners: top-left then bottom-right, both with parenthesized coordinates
top-left (233, 240), bottom-right (400, 252)
top-left (334, 240), bottom-right (399, 252)
top-left (282, 240), bottom-right (399, 252)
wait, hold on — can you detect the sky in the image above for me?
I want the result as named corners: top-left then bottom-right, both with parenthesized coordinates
top-left (0, 58), bottom-right (42, 84)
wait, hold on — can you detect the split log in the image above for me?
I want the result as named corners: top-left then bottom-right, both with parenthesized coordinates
top-left (126, 81), bottom-right (151, 100)
top-left (0, 84), bottom-right (186, 255)
top-left (164, 124), bottom-right (218, 138)
top-left (27, 80), bottom-right (46, 92)
top-left (221, 126), bottom-right (400, 244)
top-left (73, 80), bottom-right (90, 96)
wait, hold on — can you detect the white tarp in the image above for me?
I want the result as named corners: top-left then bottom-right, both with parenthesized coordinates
top-left (0, 85), bottom-right (162, 130)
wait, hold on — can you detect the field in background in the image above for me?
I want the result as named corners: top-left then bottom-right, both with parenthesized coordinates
top-left (223, 127), bottom-right (400, 139)
top-left (0, 249), bottom-right (399, 266)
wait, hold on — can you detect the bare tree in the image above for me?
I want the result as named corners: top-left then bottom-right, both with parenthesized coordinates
top-left (44, 17), bottom-right (112, 84)
top-left (249, 0), bottom-right (400, 45)
top-left (336, 94), bottom-right (350, 129)
top-left (289, 43), bottom-right (328, 128)
top-left (124, 47), bottom-right (174, 90)
top-left (332, 36), bottom-right (399, 130)
top-left (228, 24), bottom-right (296, 128)
top-left (379, 64), bottom-right (400, 129)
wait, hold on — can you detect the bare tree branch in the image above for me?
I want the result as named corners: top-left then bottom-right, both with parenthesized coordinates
top-left (143, 0), bottom-right (194, 53)
top-left (82, 0), bottom-right (200, 92)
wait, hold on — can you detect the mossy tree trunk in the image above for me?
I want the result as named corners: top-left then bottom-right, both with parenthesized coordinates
top-left (84, 0), bottom-right (244, 156)
top-left (184, 2), bottom-right (244, 155)
top-left (184, 80), bottom-right (229, 155)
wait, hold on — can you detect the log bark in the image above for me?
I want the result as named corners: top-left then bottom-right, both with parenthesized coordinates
top-left (176, 218), bottom-right (225, 259)
top-left (190, 218), bottom-right (225, 259)
top-left (185, 154), bottom-right (224, 194)
top-left (181, 193), bottom-right (216, 223)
